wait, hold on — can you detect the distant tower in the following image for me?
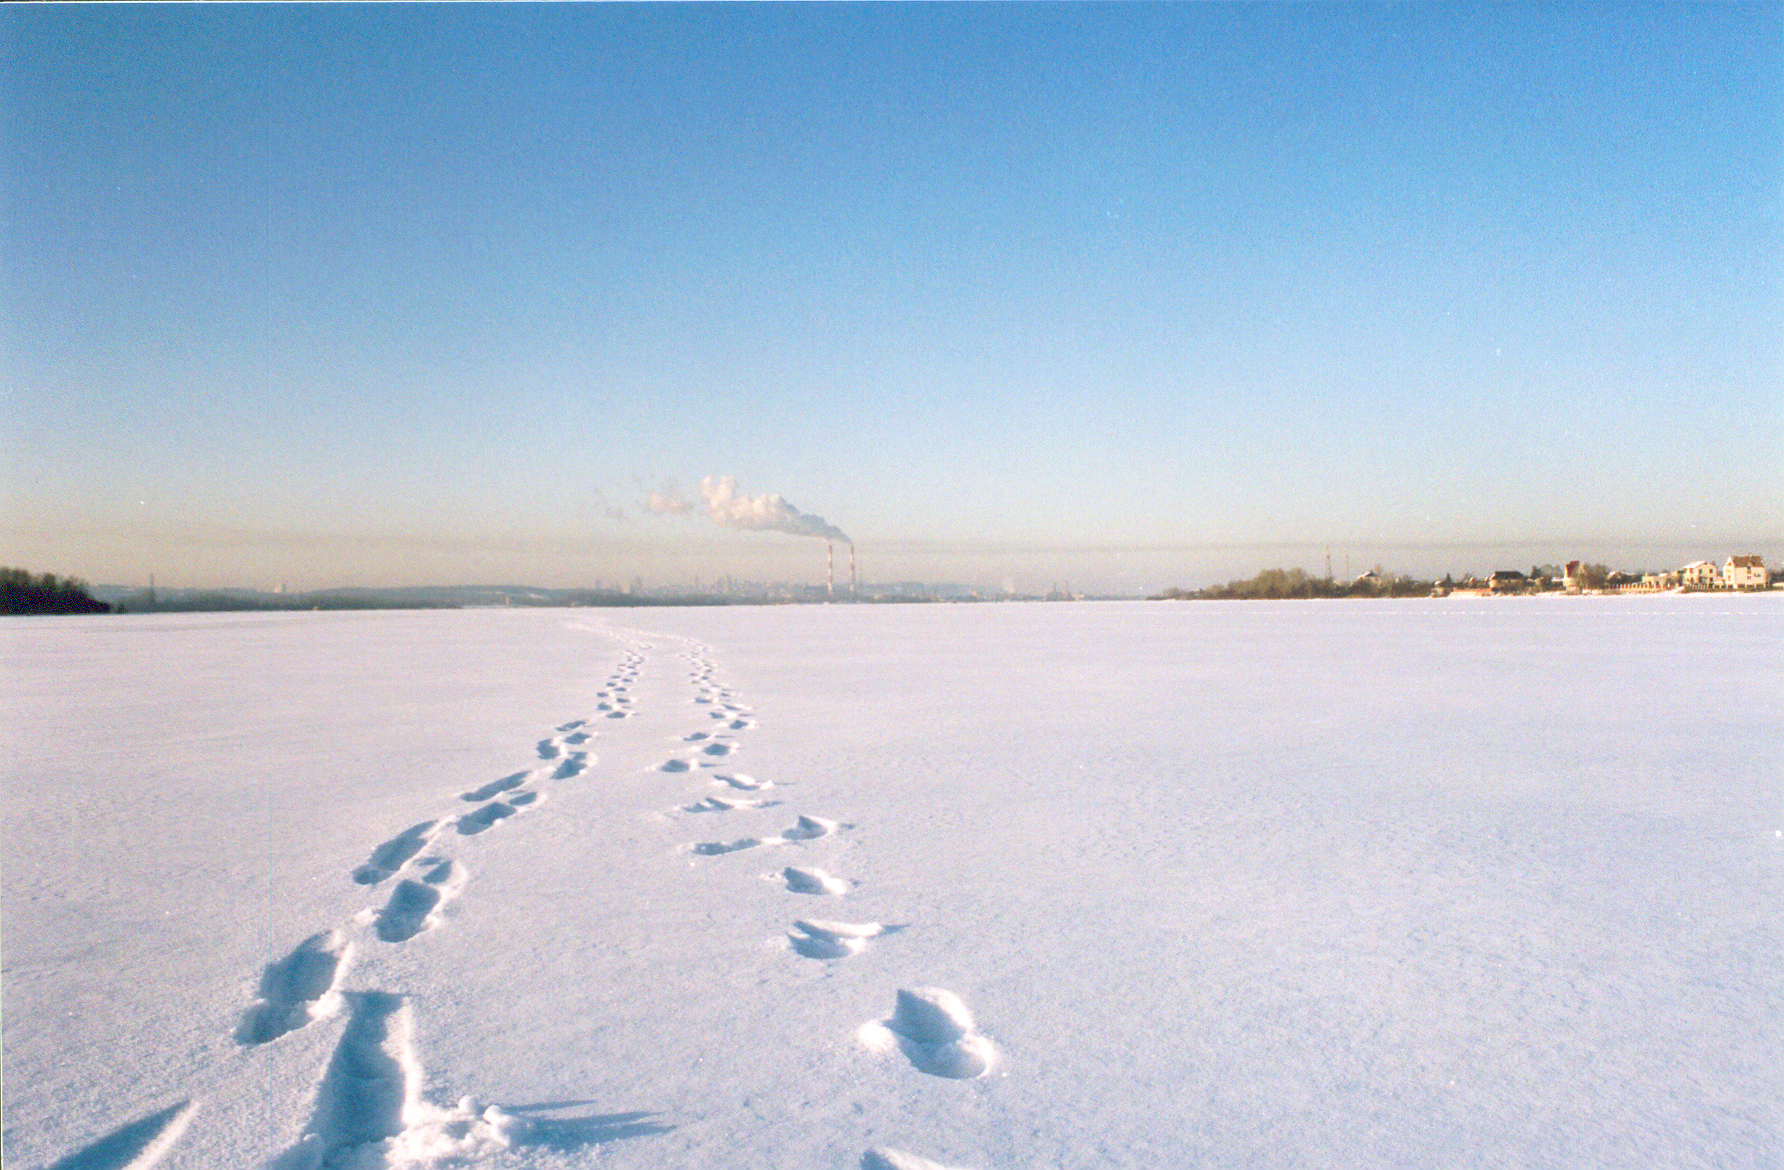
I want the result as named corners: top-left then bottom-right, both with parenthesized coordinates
top-left (849, 543), bottom-right (857, 597)
top-left (826, 542), bottom-right (835, 599)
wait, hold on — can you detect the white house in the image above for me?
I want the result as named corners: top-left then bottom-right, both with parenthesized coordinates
top-left (1680, 561), bottom-right (1719, 588)
top-left (1725, 555), bottom-right (1768, 590)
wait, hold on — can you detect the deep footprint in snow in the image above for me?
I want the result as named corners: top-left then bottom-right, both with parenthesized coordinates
top-left (699, 741), bottom-right (735, 759)
top-left (458, 801), bottom-right (519, 835)
top-left (782, 866), bottom-right (849, 895)
top-left (862, 988), bottom-right (996, 1079)
top-left (508, 790), bottom-right (541, 807)
top-left (553, 752), bottom-right (589, 779)
top-left (713, 774), bottom-right (770, 791)
top-left (237, 930), bottom-right (352, 1044)
top-left (660, 758), bottom-right (691, 773)
top-left (536, 739), bottom-right (560, 760)
top-left (682, 795), bottom-right (777, 813)
top-left (787, 919), bottom-right (884, 960)
top-left (461, 773), bottom-right (528, 803)
top-left (564, 731), bottom-right (592, 745)
top-left (691, 838), bottom-right (768, 856)
top-left (557, 719), bottom-right (586, 732)
top-left (352, 821), bottom-right (440, 885)
top-left (277, 991), bottom-right (412, 1162)
top-left (780, 815), bottom-right (842, 841)
top-left (374, 860), bottom-right (463, 942)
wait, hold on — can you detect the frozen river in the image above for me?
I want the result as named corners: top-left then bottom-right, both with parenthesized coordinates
top-left (4, 596), bottom-right (1779, 1169)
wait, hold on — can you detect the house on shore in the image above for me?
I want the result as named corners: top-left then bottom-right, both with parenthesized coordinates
top-left (1680, 561), bottom-right (1719, 589)
top-left (1725, 556), bottom-right (1769, 590)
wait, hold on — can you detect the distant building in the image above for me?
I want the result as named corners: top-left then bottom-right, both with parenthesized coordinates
top-left (1563, 560), bottom-right (1582, 592)
top-left (1725, 555), bottom-right (1768, 590)
top-left (1680, 560), bottom-right (1719, 589)
top-left (1489, 570), bottom-right (1527, 593)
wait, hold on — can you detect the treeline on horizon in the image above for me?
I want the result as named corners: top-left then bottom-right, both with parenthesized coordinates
top-left (1, 567), bottom-right (113, 614)
top-left (1151, 567), bottom-right (1429, 600)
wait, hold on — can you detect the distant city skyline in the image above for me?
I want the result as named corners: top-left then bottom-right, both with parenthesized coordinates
top-left (5, 4), bottom-right (1780, 595)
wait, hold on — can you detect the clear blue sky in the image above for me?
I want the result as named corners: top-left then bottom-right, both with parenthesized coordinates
top-left (4, 3), bottom-right (1780, 593)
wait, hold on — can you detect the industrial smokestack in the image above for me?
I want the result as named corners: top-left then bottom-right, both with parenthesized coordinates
top-left (850, 543), bottom-right (857, 597)
top-left (827, 541), bottom-right (834, 598)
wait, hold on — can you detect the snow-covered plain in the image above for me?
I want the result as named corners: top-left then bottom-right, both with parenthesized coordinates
top-left (3, 597), bottom-right (1780, 1169)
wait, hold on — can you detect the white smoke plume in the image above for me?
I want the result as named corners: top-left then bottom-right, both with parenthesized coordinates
top-left (696, 475), bottom-right (849, 543)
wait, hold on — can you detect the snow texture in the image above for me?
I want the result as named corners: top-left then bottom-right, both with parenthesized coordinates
top-left (3, 598), bottom-right (1780, 1168)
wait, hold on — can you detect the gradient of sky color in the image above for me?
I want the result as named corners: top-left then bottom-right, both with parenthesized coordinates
top-left (4, 3), bottom-right (1780, 593)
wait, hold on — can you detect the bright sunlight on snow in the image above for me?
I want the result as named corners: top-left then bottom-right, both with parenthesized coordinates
top-left (3, 597), bottom-right (1779, 1168)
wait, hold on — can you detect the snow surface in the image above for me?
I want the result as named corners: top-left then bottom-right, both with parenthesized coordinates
top-left (3, 598), bottom-right (1780, 1169)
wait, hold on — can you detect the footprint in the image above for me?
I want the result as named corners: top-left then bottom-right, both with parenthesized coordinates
top-left (536, 739), bottom-right (560, 760)
top-left (782, 866), bottom-right (848, 895)
top-left (727, 718), bottom-right (754, 730)
top-left (557, 719), bottom-right (586, 732)
top-left (691, 838), bottom-right (767, 856)
top-left (713, 774), bottom-right (770, 791)
top-left (606, 710), bottom-right (630, 719)
top-left (508, 790), bottom-right (541, 807)
top-left (457, 801), bottom-right (518, 835)
top-left (375, 861), bottom-right (462, 942)
top-left (683, 731), bottom-right (711, 742)
top-left (862, 1149), bottom-right (975, 1170)
top-left (461, 773), bottom-right (527, 803)
top-left (278, 993), bottom-right (536, 1166)
top-left (787, 919), bottom-right (883, 960)
top-left (280, 991), bottom-right (412, 1158)
top-left (699, 742), bottom-right (734, 758)
top-left (862, 988), bottom-right (996, 1079)
top-left (553, 752), bottom-right (588, 779)
top-left (43, 1099), bottom-right (199, 1170)
top-left (237, 930), bottom-right (352, 1044)
top-left (660, 758), bottom-right (691, 773)
top-left (682, 796), bottom-right (777, 813)
top-left (780, 815), bottom-right (840, 841)
top-left (352, 821), bottom-right (439, 885)
top-left (564, 731), bottom-right (592, 745)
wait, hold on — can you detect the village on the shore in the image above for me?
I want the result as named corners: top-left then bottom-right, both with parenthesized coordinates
top-left (1153, 553), bottom-right (1775, 602)
top-left (1440, 554), bottom-right (1773, 596)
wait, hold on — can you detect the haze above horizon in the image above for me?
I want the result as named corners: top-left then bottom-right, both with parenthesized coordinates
top-left (4, 3), bottom-right (1779, 594)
